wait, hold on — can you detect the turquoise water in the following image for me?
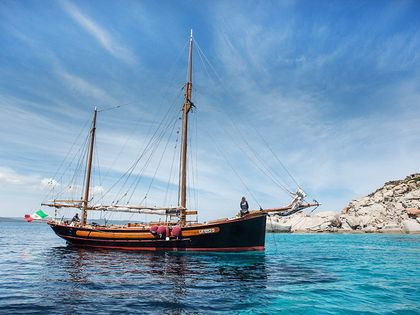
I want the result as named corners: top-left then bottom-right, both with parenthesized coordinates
top-left (0, 220), bottom-right (419, 314)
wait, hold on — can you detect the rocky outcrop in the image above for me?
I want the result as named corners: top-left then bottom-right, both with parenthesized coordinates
top-left (266, 216), bottom-right (291, 232)
top-left (266, 173), bottom-right (420, 233)
top-left (268, 211), bottom-right (341, 233)
top-left (340, 173), bottom-right (420, 233)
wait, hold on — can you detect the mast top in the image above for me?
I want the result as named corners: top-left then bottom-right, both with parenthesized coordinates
top-left (186, 30), bottom-right (193, 85)
top-left (81, 107), bottom-right (98, 225)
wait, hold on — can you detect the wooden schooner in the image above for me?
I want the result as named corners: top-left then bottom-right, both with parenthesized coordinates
top-left (43, 31), bottom-right (318, 251)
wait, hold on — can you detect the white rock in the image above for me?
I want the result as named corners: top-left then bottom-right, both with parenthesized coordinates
top-left (405, 190), bottom-right (420, 199)
top-left (394, 184), bottom-right (409, 196)
top-left (340, 220), bottom-right (353, 231)
top-left (402, 220), bottom-right (420, 234)
top-left (382, 223), bottom-right (401, 231)
top-left (266, 216), bottom-right (292, 232)
top-left (363, 226), bottom-right (377, 233)
top-left (341, 215), bottom-right (360, 229)
top-left (393, 203), bottom-right (405, 212)
top-left (364, 204), bottom-right (386, 217)
top-left (292, 216), bottom-right (321, 231)
top-left (372, 193), bottom-right (383, 203)
top-left (352, 196), bottom-right (373, 208)
top-left (383, 190), bottom-right (394, 198)
top-left (316, 211), bottom-right (339, 218)
top-left (359, 215), bottom-right (374, 227)
top-left (289, 214), bottom-right (339, 232)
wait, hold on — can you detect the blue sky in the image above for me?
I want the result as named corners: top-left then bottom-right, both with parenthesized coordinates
top-left (0, 0), bottom-right (419, 220)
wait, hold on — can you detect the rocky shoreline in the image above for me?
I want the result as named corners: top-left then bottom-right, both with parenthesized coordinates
top-left (267, 173), bottom-right (420, 234)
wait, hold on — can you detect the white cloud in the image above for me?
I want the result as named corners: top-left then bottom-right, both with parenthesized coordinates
top-left (60, 0), bottom-right (137, 65)
top-left (0, 168), bottom-right (62, 190)
top-left (0, 168), bottom-right (57, 192)
top-left (0, 167), bottom-right (31, 185)
top-left (55, 66), bottom-right (113, 102)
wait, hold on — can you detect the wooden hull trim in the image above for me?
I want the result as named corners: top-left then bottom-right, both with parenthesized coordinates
top-left (56, 233), bottom-right (191, 243)
top-left (71, 226), bottom-right (221, 239)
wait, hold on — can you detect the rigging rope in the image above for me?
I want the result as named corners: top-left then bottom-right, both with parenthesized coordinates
top-left (99, 88), bottom-right (183, 203)
top-left (131, 112), bottom-right (179, 204)
top-left (205, 130), bottom-right (263, 210)
top-left (111, 103), bottom-right (180, 205)
top-left (194, 39), bottom-right (299, 197)
top-left (164, 113), bottom-right (182, 206)
top-left (251, 125), bottom-right (302, 190)
top-left (215, 120), bottom-right (294, 197)
top-left (98, 39), bottom-right (190, 205)
top-left (42, 117), bottom-right (90, 202)
top-left (54, 128), bottom-right (90, 201)
top-left (192, 105), bottom-right (199, 211)
top-left (124, 108), bottom-right (181, 203)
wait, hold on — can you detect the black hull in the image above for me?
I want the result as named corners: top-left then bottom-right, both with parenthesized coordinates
top-left (48, 213), bottom-right (267, 252)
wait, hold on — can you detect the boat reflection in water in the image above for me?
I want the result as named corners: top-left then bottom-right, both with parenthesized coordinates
top-left (43, 245), bottom-right (269, 313)
top-left (40, 241), bottom-right (338, 313)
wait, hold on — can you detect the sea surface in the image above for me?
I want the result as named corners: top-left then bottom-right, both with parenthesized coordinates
top-left (0, 220), bottom-right (419, 314)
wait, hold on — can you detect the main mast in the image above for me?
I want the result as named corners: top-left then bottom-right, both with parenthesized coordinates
top-left (81, 107), bottom-right (97, 225)
top-left (179, 30), bottom-right (193, 226)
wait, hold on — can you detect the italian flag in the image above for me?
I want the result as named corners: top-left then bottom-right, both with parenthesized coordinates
top-left (25, 210), bottom-right (49, 222)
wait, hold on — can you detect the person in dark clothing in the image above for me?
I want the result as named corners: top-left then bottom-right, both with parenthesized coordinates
top-left (240, 196), bottom-right (249, 216)
top-left (72, 213), bottom-right (80, 223)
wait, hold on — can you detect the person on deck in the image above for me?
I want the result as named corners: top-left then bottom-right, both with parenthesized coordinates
top-left (71, 213), bottom-right (80, 223)
top-left (240, 196), bottom-right (249, 216)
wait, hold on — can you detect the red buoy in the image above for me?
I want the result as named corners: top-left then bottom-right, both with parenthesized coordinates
top-left (156, 225), bottom-right (167, 236)
top-left (171, 225), bottom-right (181, 237)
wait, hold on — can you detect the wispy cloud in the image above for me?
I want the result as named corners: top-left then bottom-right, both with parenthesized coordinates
top-left (0, 167), bottom-right (33, 185)
top-left (60, 0), bottom-right (137, 65)
top-left (54, 65), bottom-right (113, 102)
top-left (0, 166), bottom-right (54, 189)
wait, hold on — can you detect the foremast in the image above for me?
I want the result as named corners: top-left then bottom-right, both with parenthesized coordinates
top-left (179, 30), bottom-right (194, 226)
top-left (81, 107), bottom-right (97, 225)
